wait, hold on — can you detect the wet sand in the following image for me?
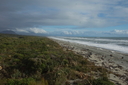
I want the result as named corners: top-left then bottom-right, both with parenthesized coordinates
top-left (50, 38), bottom-right (128, 85)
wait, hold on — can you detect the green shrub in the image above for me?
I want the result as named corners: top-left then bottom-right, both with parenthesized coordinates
top-left (92, 77), bottom-right (115, 85)
top-left (6, 78), bottom-right (36, 85)
top-left (0, 34), bottom-right (115, 85)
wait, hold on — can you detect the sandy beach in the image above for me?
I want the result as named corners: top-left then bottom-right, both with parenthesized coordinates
top-left (50, 38), bottom-right (128, 85)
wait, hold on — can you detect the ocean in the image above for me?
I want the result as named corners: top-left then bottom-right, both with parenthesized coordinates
top-left (50, 37), bottom-right (128, 54)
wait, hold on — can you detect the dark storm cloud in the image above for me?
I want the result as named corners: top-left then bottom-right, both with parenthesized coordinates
top-left (0, 0), bottom-right (72, 31)
top-left (0, 0), bottom-right (128, 31)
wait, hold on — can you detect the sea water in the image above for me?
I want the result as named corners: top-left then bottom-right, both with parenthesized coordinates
top-left (50, 37), bottom-right (128, 54)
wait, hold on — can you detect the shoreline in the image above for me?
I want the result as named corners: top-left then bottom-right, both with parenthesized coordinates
top-left (49, 37), bottom-right (128, 54)
top-left (50, 38), bottom-right (128, 85)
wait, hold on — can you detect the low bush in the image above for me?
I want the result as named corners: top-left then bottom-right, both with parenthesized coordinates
top-left (0, 34), bottom-right (115, 85)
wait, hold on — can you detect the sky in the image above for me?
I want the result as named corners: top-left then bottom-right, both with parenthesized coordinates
top-left (0, 0), bottom-right (128, 37)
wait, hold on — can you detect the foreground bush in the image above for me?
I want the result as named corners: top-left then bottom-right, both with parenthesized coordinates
top-left (0, 34), bottom-right (115, 85)
top-left (6, 78), bottom-right (48, 85)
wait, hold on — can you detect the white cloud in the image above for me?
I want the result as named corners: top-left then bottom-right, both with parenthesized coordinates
top-left (62, 30), bottom-right (84, 35)
top-left (63, 31), bottom-right (72, 35)
top-left (50, 29), bottom-right (128, 37)
top-left (112, 29), bottom-right (128, 34)
top-left (15, 28), bottom-right (29, 33)
top-left (29, 28), bottom-right (47, 34)
top-left (45, 0), bottom-right (128, 27)
top-left (14, 28), bottom-right (47, 34)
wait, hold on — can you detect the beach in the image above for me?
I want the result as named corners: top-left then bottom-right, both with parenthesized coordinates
top-left (50, 38), bottom-right (128, 85)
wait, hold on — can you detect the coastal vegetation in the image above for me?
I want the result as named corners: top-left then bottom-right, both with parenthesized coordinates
top-left (0, 34), bottom-right (114, 85)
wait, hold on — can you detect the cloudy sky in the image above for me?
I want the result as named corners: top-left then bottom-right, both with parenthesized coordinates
top-left (0, 0), bottom-right (128, 36)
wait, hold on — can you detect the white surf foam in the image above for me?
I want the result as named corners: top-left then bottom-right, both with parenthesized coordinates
top-left (62, 37), bottom-right (128, 43)
top-left (50, 37), bottom-right (128, 54)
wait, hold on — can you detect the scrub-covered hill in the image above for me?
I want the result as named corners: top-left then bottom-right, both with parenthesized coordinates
top-left (0, 34), bottom-right (114, 85)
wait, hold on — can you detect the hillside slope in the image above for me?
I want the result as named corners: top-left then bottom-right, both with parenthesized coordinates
top-left (0, 34), bottom-right (114, 85)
